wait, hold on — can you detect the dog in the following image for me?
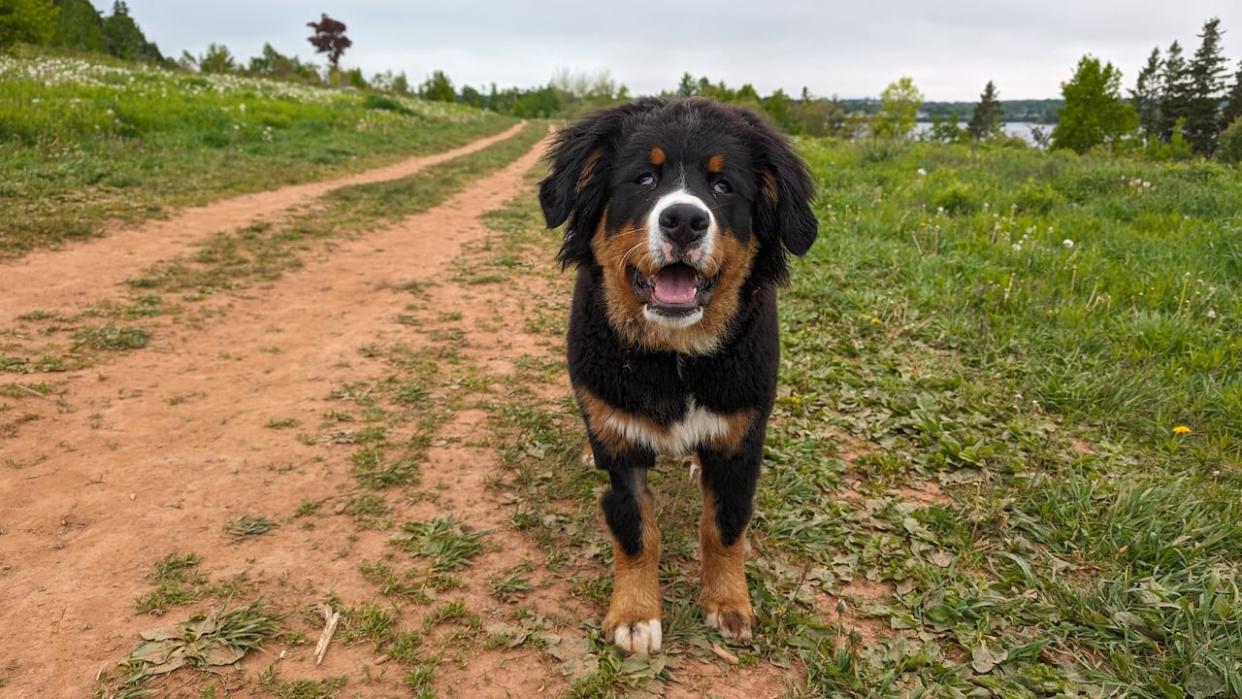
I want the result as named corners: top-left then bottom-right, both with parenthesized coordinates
top-left (539, 97), bottom-right (817, 655)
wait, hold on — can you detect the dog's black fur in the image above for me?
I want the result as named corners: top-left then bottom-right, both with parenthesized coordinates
top-left (539, 98), bottom-right (816, 640)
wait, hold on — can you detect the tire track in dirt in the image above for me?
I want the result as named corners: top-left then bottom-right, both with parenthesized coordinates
top-left (0, 133), bottom-right (550, 697)
top-left (0, 121), bottom-right (527, 327)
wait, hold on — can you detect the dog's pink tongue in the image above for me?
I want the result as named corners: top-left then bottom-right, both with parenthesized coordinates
top-left (651, 266), bottom-right (697, 304)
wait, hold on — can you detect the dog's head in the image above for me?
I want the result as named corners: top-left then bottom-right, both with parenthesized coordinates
top-left (540, 98), bottom-right (817, 354)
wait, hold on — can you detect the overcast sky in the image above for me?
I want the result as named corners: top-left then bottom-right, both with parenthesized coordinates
top-left (94, 1), bottom-right (1242, 101)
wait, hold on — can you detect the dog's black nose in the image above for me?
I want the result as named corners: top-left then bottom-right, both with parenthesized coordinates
top-left (658, 204), bottom-right (710, 248)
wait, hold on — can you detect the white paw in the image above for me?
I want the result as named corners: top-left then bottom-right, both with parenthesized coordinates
top-left (705, 609), bottom-right (753, 641)
top-left (611, 618), bottom-right (662, 656)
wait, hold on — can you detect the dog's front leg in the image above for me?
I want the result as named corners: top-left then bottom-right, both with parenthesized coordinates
top-left (597, 449), bottom-right (662, 655)
top-left (697, 430), bottom-right (762, 641)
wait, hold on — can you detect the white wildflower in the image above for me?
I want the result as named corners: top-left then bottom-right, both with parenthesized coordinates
top-left (1062, 239), bottom-right (1074, 249)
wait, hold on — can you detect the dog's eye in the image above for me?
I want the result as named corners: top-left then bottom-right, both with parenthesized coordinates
top-left (712, 179), bottom-right (732, 195)
top-left (636, 173), bottom-right (656, 187)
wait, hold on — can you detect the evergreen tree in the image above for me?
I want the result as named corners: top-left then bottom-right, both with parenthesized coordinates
top-left (1158, 41), bottom-right (1192, 140)
top-left (1132, 47), bottom-right (1163, 139)
top-left (1224, 60), bottom-right (1242, 128)
top-left (0, 0), bottom-right (59, 48)
top-left (677, 72), bottom-right (695, 97)
top-left (101, 1), bottom-right (161, 61)
top-left (1051, 55), bottom-right (1138, 153)
top-left (51, 0), bottom-right (103, 52)
top-left (967, 80), bottom-right (1004, 139)
top-left (1185, 17), bottom-right (1229, 154)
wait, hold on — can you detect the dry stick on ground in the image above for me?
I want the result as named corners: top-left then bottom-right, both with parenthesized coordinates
top-left (314, 603), bottom-right (341, 666)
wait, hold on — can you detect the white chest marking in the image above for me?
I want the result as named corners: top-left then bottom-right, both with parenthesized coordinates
top-left (603, 397), bottom-right (732, 456)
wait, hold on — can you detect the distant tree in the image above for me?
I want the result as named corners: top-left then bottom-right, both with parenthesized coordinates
top-left (1217, 115), bottom-right (1242, 164)
top-left (1051, 55), bottom-right (1137, 153)
top-left (967, 81), bottom-right (1004, 139)
top-left (872, 76), bottom-right (923, 139)
top-left (1184, 17), bottom-right (1229, 154)
top-left (929, 111), bottom-right (966, 143)
top-left (392, 71), bottom-right (410, 95)
top-left (51, 0), bottom-right (103, 52)
top-left (197, 43), bottom-right (235, 73)
top-left (420, 70), bottom-right (455, 102)
top-left (101, 1), bottom-right (160, 61)
top-left (0, 0), bottom-right (59, 48)
top-left (792, 97), bottom-right (850, 138)
top-left (1132, 47), bottom-right (1163, 139)
top-left (306, 13), bottom-right (350, 70)
top-left (459, 84), bottom-right (483, 107)
top-left (1029, 125), bottom-right (1052, 149)
top-left (1224, 61), bottom-right (1242, 128)
top-left (1158, 41), bottom-right (1192, 140)
top-left (677, 72), bottom-right (695, 97)
top-left (246, 43), bottom-right (320, 84)
top-left (762, 88), bottom-right (796, 132)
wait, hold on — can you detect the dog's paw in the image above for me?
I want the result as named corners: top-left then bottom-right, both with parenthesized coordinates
top-left (605, 617), bottom-right (662, 656)
top-left (703, 603), bottom-right (754, 641)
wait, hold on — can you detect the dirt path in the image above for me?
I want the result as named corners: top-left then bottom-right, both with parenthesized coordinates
top-left (0, 121), bottom-right (526, 327)
top-left (0, 130), bottom-right (799, 698)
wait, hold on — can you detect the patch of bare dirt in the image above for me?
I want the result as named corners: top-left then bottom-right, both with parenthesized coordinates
top-left (895, 480), bottom-right (951, 506)
top-left (0, 122), bottom-right (526, 326)
top-left (0, 132), bottom-right (546, 697)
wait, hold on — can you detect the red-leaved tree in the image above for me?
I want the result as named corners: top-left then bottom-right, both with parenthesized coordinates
top-left (306, 14), bottom-right (351, 70)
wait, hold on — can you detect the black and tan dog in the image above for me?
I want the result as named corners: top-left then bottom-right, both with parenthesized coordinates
top-left (539, 98), bottom-right (817, 655)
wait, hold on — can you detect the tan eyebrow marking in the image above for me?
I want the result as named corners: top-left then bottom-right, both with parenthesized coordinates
top-left (707, 154), bottom-right (725, 174)
top-left (649, 147), bottom-right (666, 166)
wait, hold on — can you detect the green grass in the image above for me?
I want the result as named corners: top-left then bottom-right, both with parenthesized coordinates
top-left (392, 515), bottom-right (487, 572)
top-left (0, 49), bottom-right (514, 258)
top-left (469, 152), bottom-right (1241, 696)
top-left (134, 551), bottom-right (208, 615)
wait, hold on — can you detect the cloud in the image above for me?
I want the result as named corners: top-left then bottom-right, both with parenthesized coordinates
top-left (100, 0), bottom-right (1241, 99)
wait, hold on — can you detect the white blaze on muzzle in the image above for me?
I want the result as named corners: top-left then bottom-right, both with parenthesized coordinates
top-left (645, 190), bottom-right (717, 268)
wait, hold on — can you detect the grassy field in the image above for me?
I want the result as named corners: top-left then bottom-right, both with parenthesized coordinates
top-left (474, 142), bottom-right (1241, 696)
top-left (0, 49), bottom-right (514, 258)
top-left (4, 56), bottom-right (1239, 694)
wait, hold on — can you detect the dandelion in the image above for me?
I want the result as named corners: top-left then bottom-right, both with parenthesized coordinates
top-left (1172, 425), bottom-right (1191, 435)
top-left (916, 168), bottom-right (927, 177)
top-left (1062, 239), bottom-right (1074, 249)
top-left (1206, 308), bottom-right (1217, 319)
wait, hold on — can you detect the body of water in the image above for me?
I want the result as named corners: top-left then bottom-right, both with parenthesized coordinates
top-left (913, 121), bottom-right (1051, 145)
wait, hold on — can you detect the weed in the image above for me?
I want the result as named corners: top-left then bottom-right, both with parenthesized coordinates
top-left (225, 515), bottom-right (277, 538)
top-left (391, 515), bottom-right (487, 572)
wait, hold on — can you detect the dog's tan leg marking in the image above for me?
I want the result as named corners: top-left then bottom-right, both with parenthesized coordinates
top-left (700, 485), bottom-right (753, 640)
top-left (603, 487), bottom-right (662, 655)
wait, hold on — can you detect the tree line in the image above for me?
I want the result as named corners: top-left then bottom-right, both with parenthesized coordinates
top-left (4, 2), bottom-right (1241, 161)
top-left (1053, 17), bottom-right (1242, 162)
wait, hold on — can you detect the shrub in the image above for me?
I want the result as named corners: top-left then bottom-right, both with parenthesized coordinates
top-left (1217, 117), bottom-right (1242, 165)
top-left (930, 179), bottom-right (978, 214)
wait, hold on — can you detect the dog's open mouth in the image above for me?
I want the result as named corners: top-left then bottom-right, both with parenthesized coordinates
top-left (629, 263), bottom-right (718, 317)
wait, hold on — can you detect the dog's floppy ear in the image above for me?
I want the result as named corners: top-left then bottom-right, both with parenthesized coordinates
top-left (742, 112), bottom-right (818, 259)
top-left (540, 99), bottom-right (663, 268)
